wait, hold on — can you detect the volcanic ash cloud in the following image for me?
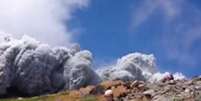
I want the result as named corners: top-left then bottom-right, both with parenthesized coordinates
top-left (96, 53), bottom-right (157, 81)
top-left (0, 33), bottom-right (186, 96)
top-left (96, 53), bottom-right (186, 82)
top-left (0, 33), bottom-right (100, 95)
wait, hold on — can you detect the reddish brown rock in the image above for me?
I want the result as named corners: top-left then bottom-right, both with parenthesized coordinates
top-left (69, 90), bottom-right (81, 98)
top-left (97, 95), bottom-right (110, 101)
top-left (79, 85), bottom-right (96, 96)
top-left (112, 85), bottom-right (128, 98)
top-left (129, 94), bottom-right (151, 101)
top-left (100, 80), bottom-right (125, 89)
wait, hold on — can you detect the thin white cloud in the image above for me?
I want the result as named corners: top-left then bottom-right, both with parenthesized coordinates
top-left (157, 0), bottom-right (183, 18)
top-left (0, 0), bottom-right (89, 46)
top-left (132, 0), bottom-right (183, 28)
top-left (131, 0), bottom-right (201, 67)
top-left (132, 0), bottom-right (156, 28)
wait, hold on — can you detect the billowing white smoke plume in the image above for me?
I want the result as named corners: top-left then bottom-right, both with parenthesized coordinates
top-left (0, 33), bottom-right (100, 95)
top-left (0, 33), bottom-right (186, 96)
top-left (97, 53), bottom-right (157, 81)
top-left (97, 53), bottom-right (186, 82)
top-left (0, 0), bottom-right (88, 46)
top-left (149, 72), bottom-right (186, 82)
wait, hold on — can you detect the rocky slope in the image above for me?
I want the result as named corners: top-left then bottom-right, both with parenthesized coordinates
top-left (68, 76), bottom-right (201, 101)
top-left (2, 76), bottom-right (201, 101)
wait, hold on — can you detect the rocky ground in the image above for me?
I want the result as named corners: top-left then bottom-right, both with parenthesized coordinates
top-left (1, 76), bottom-right (201, 101)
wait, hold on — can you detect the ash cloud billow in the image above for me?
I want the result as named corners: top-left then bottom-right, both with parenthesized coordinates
top-left (0, 33), bottom-right (186, 96)
top-left (96, 53), bottom-right (157, 81)
top-left (0, 33), bottom-right (100, 95)
top-left (96, 53), bottom-right (186, 83)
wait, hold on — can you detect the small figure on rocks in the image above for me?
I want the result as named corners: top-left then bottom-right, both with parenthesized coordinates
top-left (161, 74), bottom-right (174, 82)
top-left (104, 89), bottom-right (113, 101)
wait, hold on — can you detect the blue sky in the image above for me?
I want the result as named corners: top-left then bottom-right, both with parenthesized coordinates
top-left (69, 0), bottom-right (201, 77)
